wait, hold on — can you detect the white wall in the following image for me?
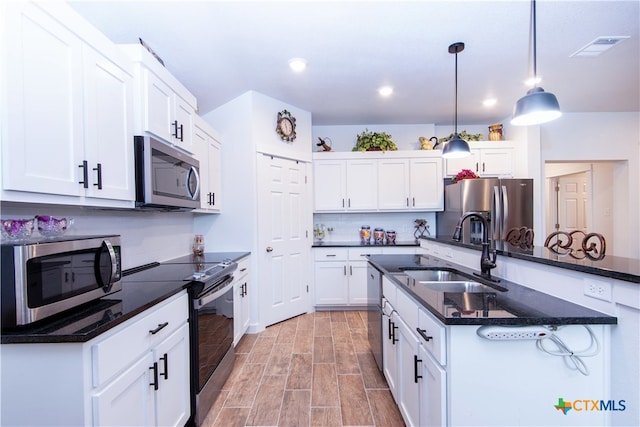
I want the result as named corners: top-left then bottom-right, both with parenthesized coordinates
top-left (0, 203), bottom-right (195, 269)
top-left (536, 112), bottom-right (639, 258)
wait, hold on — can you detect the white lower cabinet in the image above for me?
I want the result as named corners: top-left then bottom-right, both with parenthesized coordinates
top-left (233, 256), bottom-right (251, 345)
top-left (382, 287), bottom-right (450, 427)
top-left (0, 291), bottom-right (190, 427)
top-left (314, 248), bottom-right (383, 307)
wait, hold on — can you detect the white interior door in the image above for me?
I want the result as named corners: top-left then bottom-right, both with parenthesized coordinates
top-left (557, 171), bottom-right (591, 233)
top-left (258, 154), bottom-right (310, 327)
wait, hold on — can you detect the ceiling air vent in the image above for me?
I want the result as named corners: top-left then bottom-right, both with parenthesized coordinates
top-left (570, 36), bottom-right (629, 57)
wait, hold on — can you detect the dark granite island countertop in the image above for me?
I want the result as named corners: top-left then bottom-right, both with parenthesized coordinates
top-left (368, 253), bottom-right (618, 326)
top-left (423, 236), bottom-right (640, 284)
top-left (1, 251), bottom-right (250, 344)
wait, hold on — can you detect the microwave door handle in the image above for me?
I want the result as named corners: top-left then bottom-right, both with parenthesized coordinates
top-left (97, 240), bottom-right (117, 290)
top-left (187, 166), bottom-right (200, 201)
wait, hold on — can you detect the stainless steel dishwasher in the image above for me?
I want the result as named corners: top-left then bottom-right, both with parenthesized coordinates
top-left (366, 263), bottom-right (383, 370)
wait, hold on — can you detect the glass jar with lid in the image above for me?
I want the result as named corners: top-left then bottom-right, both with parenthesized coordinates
top-left (360, 226), bottom-right (371, 245)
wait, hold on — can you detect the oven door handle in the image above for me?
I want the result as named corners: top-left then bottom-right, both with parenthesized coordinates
top-left (195, 276), bottom-right (234, 308)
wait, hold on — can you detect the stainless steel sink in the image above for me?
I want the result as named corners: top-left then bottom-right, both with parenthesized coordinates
top-left (400, 269), bottom-right (506, 293)
top-left (417, 281), bottom-right (500, 293)
top-left (403, 269), bottom-right (470, 282)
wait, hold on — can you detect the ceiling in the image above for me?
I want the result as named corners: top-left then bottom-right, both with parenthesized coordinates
top-left (68, 0), bottom-right (639, 126)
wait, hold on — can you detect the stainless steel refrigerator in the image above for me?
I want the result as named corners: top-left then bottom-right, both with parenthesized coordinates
top-left (436, 178), bottom-right (534, 244)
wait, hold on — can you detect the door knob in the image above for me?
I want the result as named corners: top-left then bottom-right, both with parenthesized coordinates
top-left (266, 246), bottom-right (273, 252)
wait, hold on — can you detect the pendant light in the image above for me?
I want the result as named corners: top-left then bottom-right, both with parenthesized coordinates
top-left (442, 42), bottom-right (471, 159)
top-left (511, 0), bottom-right (561, 126)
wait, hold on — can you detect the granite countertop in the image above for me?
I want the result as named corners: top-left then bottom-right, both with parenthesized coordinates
top-left (424, 236), bottom-right (640, 284)
top-left (368, 253), bottom-right (618, 326)
top-left (0, 251), bottom-right (250, 344)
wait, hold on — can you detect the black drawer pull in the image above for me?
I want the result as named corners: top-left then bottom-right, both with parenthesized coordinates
top-left (78, 160), bottom-right (88, 188)
top-left (414, 355), bottom-right (423, 383)
top-left (93, 163), bottom-right (103, 189)
top-left (149, 322), bottom-right (169, 335)
top-left (392, 323), bottom-right (399, 344)
top-left (416, 327), bottom-right (433, 342)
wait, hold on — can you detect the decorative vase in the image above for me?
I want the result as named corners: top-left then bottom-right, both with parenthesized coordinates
top-left (488, 123), bottom-right (503, 141)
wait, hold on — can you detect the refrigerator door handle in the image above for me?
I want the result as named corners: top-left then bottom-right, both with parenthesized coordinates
top-left (501, 185), bottom-right (508, 239)
top-left (493, 185), bottom-right (501, 241)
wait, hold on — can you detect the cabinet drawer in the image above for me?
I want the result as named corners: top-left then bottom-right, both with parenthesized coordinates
top-left (235, 256), bottom-right (250, 279)
top-left (418, 307), bottom-right (447, 366)
top-left (91, 292), bottom-right (189, 387)
top-left (395, 288), bottom-right (418, 332)
top-left (382, 276), bottom-right (397, 307)
top-left (347, 247), bottom-right (383, 261)
top-left (314, 247), bottom-right (348, 261)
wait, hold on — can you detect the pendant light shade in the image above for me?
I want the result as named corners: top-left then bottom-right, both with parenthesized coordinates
top-left (511, 0), bottom-right (561, 126)
top-left (442, 42), bottom-right (470, 159)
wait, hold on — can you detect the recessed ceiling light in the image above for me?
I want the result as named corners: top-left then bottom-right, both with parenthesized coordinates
top-left (378, 86), bottom-right (393, 97)
top-left (288, 58), bottom-right (307, 72)
top-left (482, 98), bottom-right (497, 107)
top-left (570, 36), bottom-right (629, 57)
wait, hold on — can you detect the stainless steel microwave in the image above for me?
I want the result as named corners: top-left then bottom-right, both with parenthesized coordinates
top-left (134, 135), bottom-right (201, 210)
top-left (1, 235), bottom-right (122, 328)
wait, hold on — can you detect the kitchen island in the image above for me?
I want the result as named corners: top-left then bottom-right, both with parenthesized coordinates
top-left (369, 251), bottom-right (620, 426)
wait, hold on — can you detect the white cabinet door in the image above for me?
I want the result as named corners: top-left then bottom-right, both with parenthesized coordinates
top-left (194, 119), bottom-right (222, 212)
top-left (233, 264), bottom-right (250, 345)
top-left (346, 159), bottom-right (377, 210)
top-left (347, 260), bottom-right (369, 304)
top-left (154, 323), bottom-right (191, 427)
top-left (174, 95), bottom-right (195, 152)
top-left (313, 160), bottom-right (347, 210)
top-left (143, 69), bottom-right (174, 144)
top-left (410, 158), bottom-right (443, 210)
top-left (378, 158), bottom-right (410, 210)
top-left (314, 261), bottom-right (348, 305)
top-left (395, 315), bottom-right (421, 427)
top-left (82, 45), bottom-right (134, 201)
top-left (445, 150), bottom-right (480, 176)
top-left (478, 148), bottom-right (514, 175)
top-left (2, 1), bottom-right (84, 196)
top-left (382, 306), bottom-right (398, 398)
top-left (92, 352), bottom-right (155, 427)
top-left (419, 345), bottom-right (447, 427)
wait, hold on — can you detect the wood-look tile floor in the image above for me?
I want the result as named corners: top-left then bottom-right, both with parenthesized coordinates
top-left (202, 311), bottom-right (405, 427)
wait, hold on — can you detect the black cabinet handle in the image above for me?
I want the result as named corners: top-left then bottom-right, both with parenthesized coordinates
top-left (392, 323), bottom-right (399, 344)
top-left (388, 318), bottom-right (393, 340)
top-left (93, 163), bottom-right (103, 189)
top-left (414, 355), bottom-right (423, 383)
top-left (178, 124), bottom-right (184, 141)
top-left (149, 322), bottom-right (169, 335)
top-left (159, 353), bottom-right (169, 380)
top-left (78, 160), bottom-right (88, 188)
top-left (172, 120), bottom-right (179, 138)
top-left (416, 327), bottom-right (433, 342)
top-left (149, 362), bottom-right (159, 390)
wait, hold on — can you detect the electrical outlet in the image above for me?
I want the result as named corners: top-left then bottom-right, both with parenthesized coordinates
top-left (583, 278), bottom-right (612, 302)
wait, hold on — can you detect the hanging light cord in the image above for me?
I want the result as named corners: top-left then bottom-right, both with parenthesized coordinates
top-left (531, 0), bottom-right (538, 86)
top-left (536, 325), bottom-right (600, 376)
top-left (454, 49), bottom-right (458, 134)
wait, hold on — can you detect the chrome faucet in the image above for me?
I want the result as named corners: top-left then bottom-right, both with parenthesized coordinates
top-left (452, 211), bottom-right (499, 282)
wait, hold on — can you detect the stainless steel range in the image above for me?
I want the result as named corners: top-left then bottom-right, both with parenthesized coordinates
top-left (186, 260), bottom-right (237, 427)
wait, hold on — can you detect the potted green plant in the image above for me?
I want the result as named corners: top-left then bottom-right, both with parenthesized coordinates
top-left (353, 128), bottom-right (398, 152)
top-left (438, 130), bottom-right (483, 144)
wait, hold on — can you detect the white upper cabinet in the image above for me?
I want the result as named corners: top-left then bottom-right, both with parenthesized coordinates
top-left (313, 151), bottom-right (443, 212)
top-left (445, 141), bottom-right (515, 177)
top-left (1, 1), bottom-right (134, 206)
top-left (378, 157), bottom-right (443, 210)
top-left (121, 44), bottom-right (197, 154)
top-left (193, 116), bottom-right (222, 212)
